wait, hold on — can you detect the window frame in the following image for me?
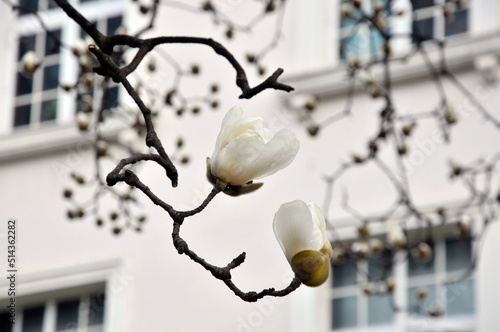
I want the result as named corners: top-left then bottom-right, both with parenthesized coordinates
top-left (0, 258), bottom-right (128, 332)
top-left (327, 224), bottom-right (477, 332)
top-left (2, 0), bottom-right (125, 133)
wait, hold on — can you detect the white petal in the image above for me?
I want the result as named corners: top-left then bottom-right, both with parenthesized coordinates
top-left (237, 129), bottom-right (299, 182)
top-left (213, 106), bottom-right (243, 157)
top-left (210, 133), bottom-right (265, 185)
top-left (273, 200), bottom-right (324, 262)
top-left (307, 202), bottom-right (328, 244)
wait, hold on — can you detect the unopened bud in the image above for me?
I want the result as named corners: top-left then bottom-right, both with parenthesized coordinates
top-left (291, 248), bottom-right (331, 287)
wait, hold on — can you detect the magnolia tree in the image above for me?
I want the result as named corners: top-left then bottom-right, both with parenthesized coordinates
top-left (8, 0), bottom-right (500, 316)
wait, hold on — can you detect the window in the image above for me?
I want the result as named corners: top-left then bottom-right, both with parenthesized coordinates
top-left (339, 0), bottom-right (388, 60)
top-left (330, 235), bottom-right (475, 331)
top-left (11, 0), bottom-right (124, 130)
top-left (330, 248), bottom-right (395, 329)
top-left (411, 0), bottom-right (469, 44)
top-left (407, 238), bottom-right (474, 319)
top-left (0, 290), bottom-right (105, 332)
top-left (15, 28), bottom-right (61, 127)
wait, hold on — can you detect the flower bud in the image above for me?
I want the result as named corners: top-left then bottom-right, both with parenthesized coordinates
top-left (416, 286), bottom-right (429, 300)
top-left (387, 223), bottom-right (407, 249)
top-left (369, 238), bottom-right (384, 256)
top-left (274, 200), bottom-right (332, 287)
top-left (411, 242), bottom-right (433, 263)
top-left (351, 241), bottom-right (370, 260)
top-left (332, 246), bottom-right (347, 264)
top-left (291, 248), bottom-right (331, 287)
top-left (21, 51), bottom-right (39, 77)
top-left (77, 112), bottom-right (90, 131)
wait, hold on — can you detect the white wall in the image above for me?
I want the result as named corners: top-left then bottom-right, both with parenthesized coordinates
top-left (1, 1), bottom-right (500, 331)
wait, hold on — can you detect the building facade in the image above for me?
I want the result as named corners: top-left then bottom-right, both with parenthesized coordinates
top-left (1, 1), bottom-right (500, 331)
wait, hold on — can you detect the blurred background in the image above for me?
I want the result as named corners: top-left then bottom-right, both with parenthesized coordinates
top-left (1, 0), bottom-right (500, 331)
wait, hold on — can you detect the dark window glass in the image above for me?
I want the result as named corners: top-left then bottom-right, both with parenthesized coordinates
top-left (106, 16), bottom-right (122, 36)
top-left (409, 242), bottom-right (435, 277)
top-left (368, 294), bottom-right (394, 325)
top-left (413, 17), bottom-right (434, 43)
top-left (88, 292), bottom-right (105, 326)
top-left (18, 35), bottom-right (36, 61)
top-left (332, 261), bottom-right (358, 288)
top-left (0, 311), bottom-right (13, 332)
top-left (445, 10), bottom-right (468, 36)
top-left (22, 306), bottom-right (45, 332)
top-left (446, 239), bottom-right (471, 272)
top-left (14, 104), bottom-right (32, 127)
top-left (45, 29), bottom-right (62, 55)
top-left (332, 297), bottom-right (357, 329)
top-left (41, 99), bottom-right (58, 122)
top-left (48, 0), bottom-right (58, 9)
top-left (16, 72), bottom-right (33, 96)
top-left (56, 299), bottom-right (80, 331)
top-left (368, 249), bottom-right (393, 280)
top-left (43, 64), bottom-right (60, 90)
top-left (18, 0), bottom-right (39, 15)
top-left (446, 279), bottom-right (474, 316)
top-left (411, 0), bottom-right (434, 10)
top-left (102, 86), bottom-right (119, 111)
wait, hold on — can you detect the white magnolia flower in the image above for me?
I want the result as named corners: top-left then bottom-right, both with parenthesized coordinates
top-left (207, 106), bottom-right (299, 195)
top-left (273, 200), bottom-right (332, 287)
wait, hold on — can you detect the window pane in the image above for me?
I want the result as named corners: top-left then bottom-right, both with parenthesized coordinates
top-left (368, 294), bottom-right (394, 325)
top-left (106, 16), bottom-right (122, 36)
top-left (56, 299), bottom-right (80, 331)
top-left (408, 285), bottom-right (437, 312)
top-left (103, 86), bottom-right (119, 111)
top-left (332, 296), bottom-right (357, 329)
top-left (368, 249), bottom-right (393, 280)
top-left (0, 311), bottom-right (13, 332)
top-left (16, 72), bottom-right (33, 96)
top-left (43, 64), bottom-right (59, 90)
top-left (446, 239), bottom-right (471, 272)
top-left (412, 0), bottom-right (434, 10)
top-left (48, 0), bottom-right (58, 10)
top-left (409, 242), bottom-right (435, 277)
top-left (41, 99), bottom-right (58, 122)
top-left (332, 261), bottom-right (357, 288)
top-left (446, 279), bottom-right (474, 316)
top-left (413, 17), bottom-right (434, 43)
top-left (14, 104), bottom-right (32, 127)
top-left (18, 0), bottom-right (39, 15)
top-left (22, 306), bottom-right (45, 332)
top-left (18, 35), bottom-right (36, 61)
top-left (88, 293), bottom-right (105, 326)
top-left (445, 10), bottom-right (468, 36)
top-left (369, 29), bottom-right (383, 58)
top-left (45, 29), bottom-right (62, 55)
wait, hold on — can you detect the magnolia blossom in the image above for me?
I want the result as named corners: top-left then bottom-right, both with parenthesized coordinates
top-left (207, 106), bottom-right (299, 195)
top-left (273, 200), bottom-right (332, 287)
